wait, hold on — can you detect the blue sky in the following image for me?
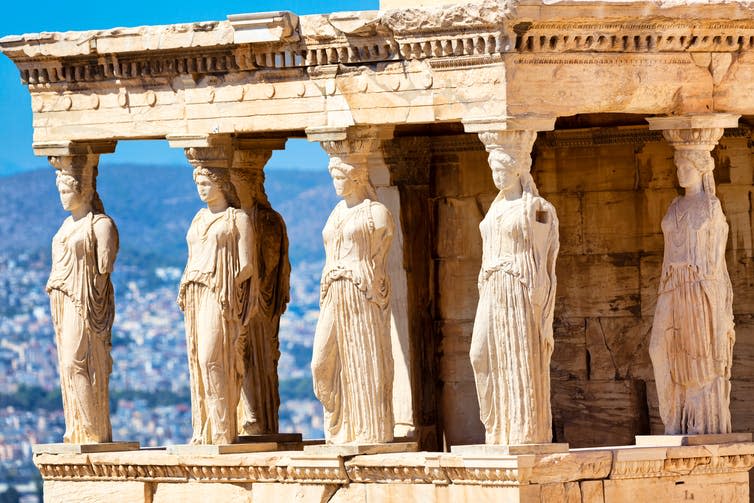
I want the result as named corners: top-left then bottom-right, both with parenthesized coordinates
top-left (0, 0), bottom-right (378, 176)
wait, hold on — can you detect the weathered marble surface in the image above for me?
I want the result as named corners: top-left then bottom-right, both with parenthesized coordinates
top-left (46, 154), bottom-right (118, 444)
top-left (470, 130), bottom-right (559, 445)
top-left (178, 158), bottom-right (254, 445)
top-left (311, 132), bottom-right (396, 445)
top-left (33, 442), bottom-right (754, 502)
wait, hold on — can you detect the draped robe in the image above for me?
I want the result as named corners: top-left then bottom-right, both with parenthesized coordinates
top-left (311, 199), bottom-right (395, 444)
top-left (47, 212), bottom-right (117, 444)
top-left (470, 194), bottom-right (559, 445)
top-left (178, 207), bottom-right (254, 445)
top-left (650, 194), bottom-right (734, 435)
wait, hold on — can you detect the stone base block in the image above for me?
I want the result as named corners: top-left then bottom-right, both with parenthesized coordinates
top-left (237, 432), bottom-right (303, 443)
top-left (167, 442), bottom-right (277, 455)
top-left (32, 442), bottom-right (140, 454)
top-left (34, 442), bottom-right (754, 502)
top-left (44, 480), bottom-right (148, 503)
top-left (303, 441), bottom-right (418, 456)
top-left (450, 443), bottom-right (570, 456)
top-left (635, 433), bottom-right (753, 446)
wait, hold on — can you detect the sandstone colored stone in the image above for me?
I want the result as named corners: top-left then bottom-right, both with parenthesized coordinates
top-left (251, 483), bottom-right (337, 502)
top-left (603, 472), bottom-right (749, 503)
top-left (434, 196), bottom-right (484, 259)
top-left (585, 317), bottom-right (652, 381)
top-left (551, 318), bottom-right (588, 380)
top-left (154, 482), bottom-right (252, 503)
top-left (580, 480), bottom-right (605, 503)
top-left (556, 254), bottom-right (640, 319)
top-left (44, 480), bottom-right (148, 503)
top-left (435, 259), bottom-right (481, 321)
top-left (551, 380), bottom-right (649, 448)
top-left (541, 192), bottom-right (583, 255)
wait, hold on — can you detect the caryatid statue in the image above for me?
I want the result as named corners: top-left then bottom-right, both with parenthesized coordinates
top-left (311, 136), bottom-right (396, 444)
top-left (649, 124), bottom-right (735, 435)
top-left (230, 144), bottom-right (291, 436)
top-left (178, 146), bottom-right (256, 445)
top-left (47, 154), bottom-right (119, 444)
top-left (470, 130), bottom-right (559, 445)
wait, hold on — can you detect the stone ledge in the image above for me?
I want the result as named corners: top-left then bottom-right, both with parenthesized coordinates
top-left (33, 442), bottom-right (754, 485)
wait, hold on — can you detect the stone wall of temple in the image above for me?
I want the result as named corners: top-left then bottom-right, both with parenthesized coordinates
top-left (386, 126), bottom-right (754, 449)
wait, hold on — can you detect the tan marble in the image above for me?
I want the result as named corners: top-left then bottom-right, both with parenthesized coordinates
top-left (470, 129), bottom-right (559, 446)
top-left (46, 153), bottom-right (118, 445)
top-left (177, 144), bottom-right (255, 445)
top-left (310, 127), bottom-right (396, 445)
top-left (647, 114), bottom-right (739, 435)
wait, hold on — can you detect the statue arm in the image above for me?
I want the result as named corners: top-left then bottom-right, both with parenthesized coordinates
top-left (236, 211), bottom-right (254, 284)
top-left (93, 217), bottom-right (118, 275)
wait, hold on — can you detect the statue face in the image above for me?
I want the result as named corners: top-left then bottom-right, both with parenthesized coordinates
top-left (676, 156), bottom-right (703, 189)
top-left (330, 165), bottom-right (355, 199)
top-left (57, 182), bottom-right (85, 213)
top-left (490, 152), bottom-right (521, 192)
top-left (195, 174), bottom-right (222, 205)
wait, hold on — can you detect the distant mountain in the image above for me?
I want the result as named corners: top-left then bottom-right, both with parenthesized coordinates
top-left (0, 164), bottom-right (337, 266)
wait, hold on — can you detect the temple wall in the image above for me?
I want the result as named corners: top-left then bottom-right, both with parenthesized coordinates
top-left (397, 127), bottom-right (754, 449)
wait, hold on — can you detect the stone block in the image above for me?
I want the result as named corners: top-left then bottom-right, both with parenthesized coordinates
top-left (535, 144), bottom-right (637, 193)
top-left (431, 139), bottom-right (492, 198)
top-left (584, 317), bottom-right (652, 381)
top-left (440, 484), bottom-right (540, 503)
top-left (154, 482), bottom-right (252, 502)
top-left (551, 379), bottom-right (649, 448)
top-left (250, 482), bottom-right (337, 502)
top-left (580, 480), bottom-right (605, 503)
top-left (732, 315), bottom-right (754, 380)
top-left (442, 380), bottom-right (484, 446)
top-left (640, 188), bottom-right (678, 251)
top-left (439, 320), bottom-right (474, 355)
top-left (602, 472), bottom-right (748, 503)
top-left (639, 253), bottom-right (662, 317)
top-left (551, 318), bottom-right (588, 380)
top-left (556, 254), bottom-right (640, 318)
top-left (541, 191), bottom-right (583, 255)
top-left (730, 380), bottom-right (754, 433)
top-left (583, 191), bottom-right (643, 254)
top-left (645, 380), bottom-right (665, 435)
top-left (718, 184), bottom-right (754, 253)
top-left (636, 141), bottom-right (675, 190)
top-left (726, 253), bottom-right (754, 315)
top-left (44, 480), bottom-right (148, 503)
top-left (718, 136), bottom-right (754, 186)
top-left (440, 351), bottom-right (475, 383)
top-left (434, 196), bottom-right (483, 259)
top-left (435, 259), bottom-right (480, 321)
top-left (365, 483), bottom-right (438, 502)
top-left (540, 482), bottom-right (580, 503)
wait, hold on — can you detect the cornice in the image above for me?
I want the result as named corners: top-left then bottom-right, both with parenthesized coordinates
top-left (9, 4), bottom-right (754, 88)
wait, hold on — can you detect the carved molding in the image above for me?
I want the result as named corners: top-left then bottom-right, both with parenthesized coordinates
top-left (15, 13), bottom-right (754, 89)
top-left (537, 125), bottom-right (752, 149)
top-left (33, 449), bottom-right (754, 485)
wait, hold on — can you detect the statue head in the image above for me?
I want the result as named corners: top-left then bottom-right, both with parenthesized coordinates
top-left (193, 166), bottom-right (240, 208)
top-left (674, 149), bottom-right (715, 195)
top-left (487, 147), bottom-right (539, 198)
top-left (328, 155), bottom-right (376, 201)
top-left (50, 155), bottom-right (105, 214)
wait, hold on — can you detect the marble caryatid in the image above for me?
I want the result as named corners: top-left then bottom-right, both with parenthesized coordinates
top-left (650, 148), bottom-right (735, 435)
top-left (46, 155), bottom-right (119, 444)
top-left (470, 131), bottom-right (559, 445)
top-left (178, 156), bottom-right (255, 445)
top-left (232, 161), bottom-right (291, 436)
top-left (311, 144), bottom-right (396, 445)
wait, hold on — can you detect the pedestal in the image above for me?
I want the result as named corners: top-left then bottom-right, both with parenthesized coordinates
top-left (450, 443), bottom-right (570, 456)
top-left (32, 442), bottom-right (140, 454)
top-left (237, 432), bottom-right (306, 451)
top-left (303, 441), bottom-right (418, 456)
top-left (635, 433), bottom-right (752, 447)
top-left (166, 443), bottom-right (278, 455)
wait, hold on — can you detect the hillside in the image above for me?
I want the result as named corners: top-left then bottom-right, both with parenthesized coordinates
top-left (0, 164), bottom-right (337, 265)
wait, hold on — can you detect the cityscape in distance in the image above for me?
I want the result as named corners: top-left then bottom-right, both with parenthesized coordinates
top-left (0, 162), bottom-right (338, 500)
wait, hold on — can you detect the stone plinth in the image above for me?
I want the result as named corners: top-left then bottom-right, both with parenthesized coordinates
top-left (32, 442), bottom-right (140, 454)
top-left (450, 443), bottom-right (570, 455)
top-left (33, 443), bottom-right (754, 502)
